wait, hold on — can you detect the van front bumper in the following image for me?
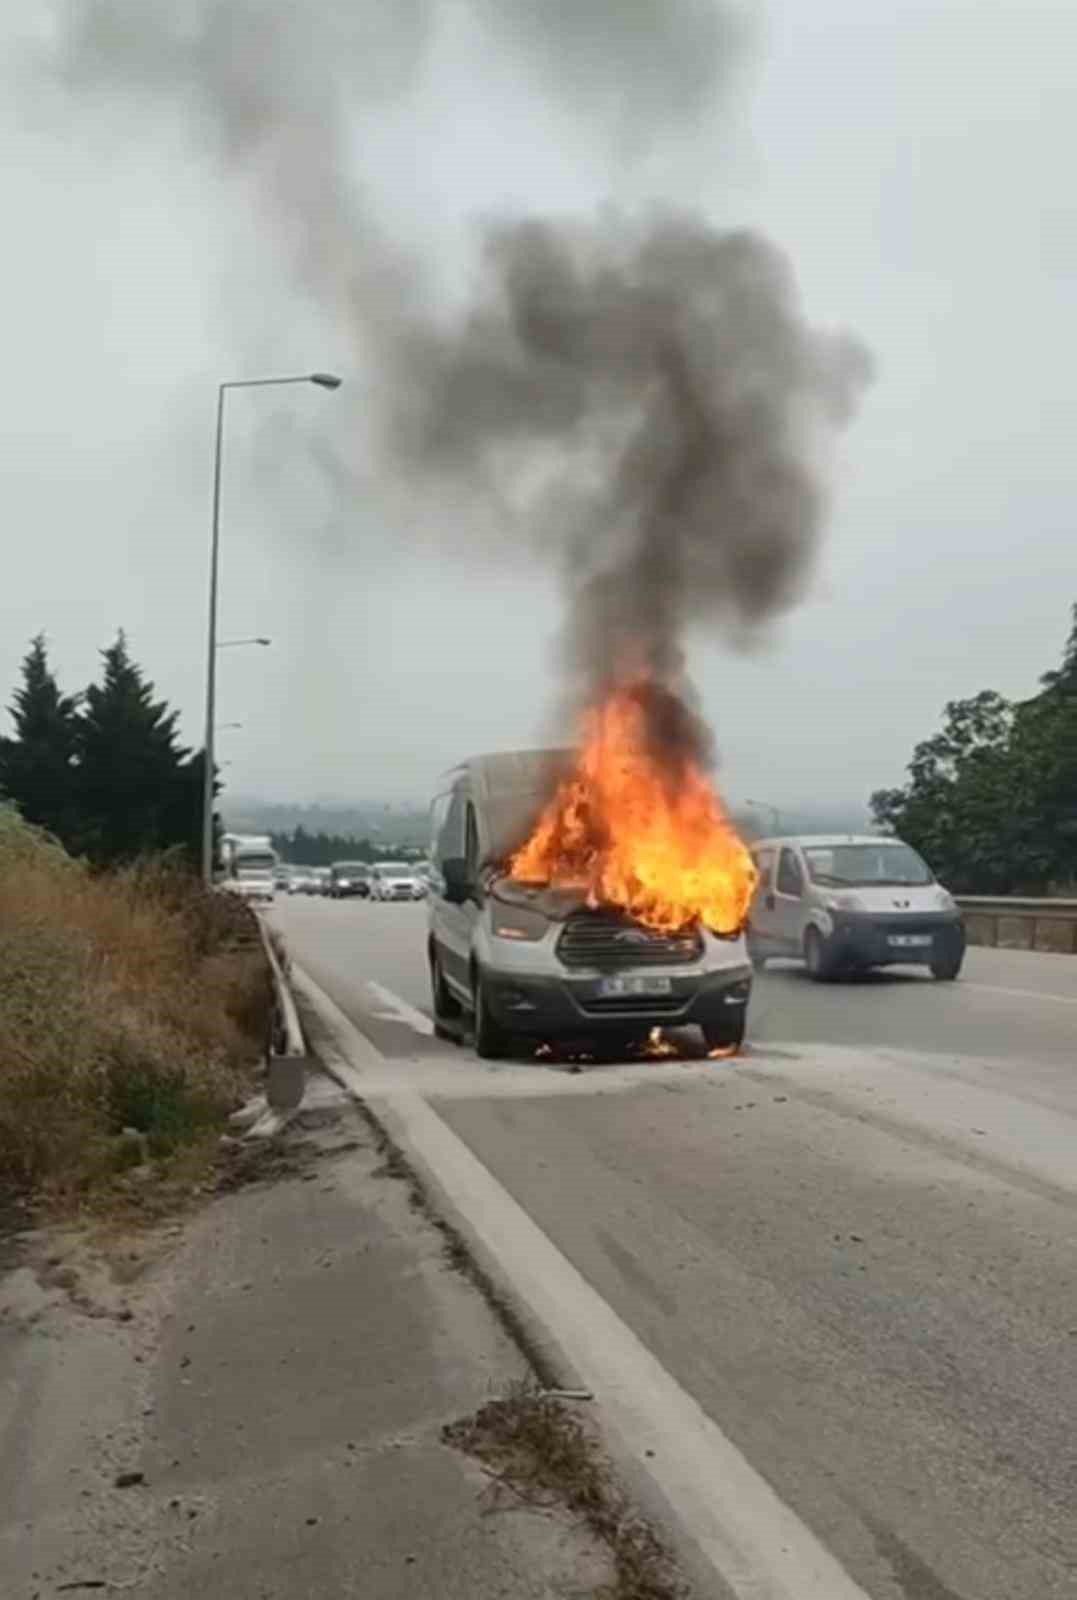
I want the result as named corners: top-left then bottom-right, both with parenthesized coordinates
top-left (481, 964), bottom-right (752, 1037)
top-left (823, 911), bottom-right (965, 967)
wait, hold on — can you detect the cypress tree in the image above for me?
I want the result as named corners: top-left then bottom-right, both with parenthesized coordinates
top-left (0, 634), bottom-right (81, 846)
top-left (76, 633), bottom-right (189, 865)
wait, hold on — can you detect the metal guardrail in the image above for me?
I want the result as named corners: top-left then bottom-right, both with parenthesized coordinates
top-left (253, 910), bottom-right (307, 1111)
top-left (955, 896), bottom-right (1077, 955)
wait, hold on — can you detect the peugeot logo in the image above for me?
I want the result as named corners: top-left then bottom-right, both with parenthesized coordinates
top-left (614, 929), bottom-right (651, 945)
top-left (892, 898), bottom-right (910, 909)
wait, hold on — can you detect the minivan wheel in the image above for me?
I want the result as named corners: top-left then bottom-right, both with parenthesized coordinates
top-left (702, 1015), bottom-right (746, 1054)
top-left (930, 949), bottom-right (963, 981)
top-left (747, 939), bottom-right (768, 973)
top-left (804, 926), bottom-right (837, 982)
top-left (473, 969), bottom-right (509, 1060)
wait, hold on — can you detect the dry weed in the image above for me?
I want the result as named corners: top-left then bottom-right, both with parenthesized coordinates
top-left (444, 1382), bottom-right (688, 1600)
top-left (0, 812), bottom-right (270, 1206)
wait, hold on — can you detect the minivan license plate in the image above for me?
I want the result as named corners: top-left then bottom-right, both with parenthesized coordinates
top-left (598, 975), bottom-right (673, 997)
top-left (888, 934), bottom-right (932, 948)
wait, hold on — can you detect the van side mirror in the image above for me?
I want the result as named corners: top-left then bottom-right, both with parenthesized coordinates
top-left (441, 857), bottom-right (471, 904)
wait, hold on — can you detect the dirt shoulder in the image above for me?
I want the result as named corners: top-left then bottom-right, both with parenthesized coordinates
top-left (1, 1070), bottom-right (630, 1599)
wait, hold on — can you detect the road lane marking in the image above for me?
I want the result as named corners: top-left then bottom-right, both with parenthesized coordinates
top-left (294, 960), bottom-right (874, 1600)
top-left (366, 979), bottom-right (435, 1035)
top-left (962, 982), bottom-right (1077, 1007)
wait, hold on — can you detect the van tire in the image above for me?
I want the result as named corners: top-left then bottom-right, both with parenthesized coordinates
top-left (930, 950), bottom-right (963, 981)
top-left (747, 939), bottom-right (768, 972)
top-left (473, 968), bottom-right (509, 1060)
top-left (430, 947), bottom-right (462, 1024)
top-left (804, 926), bottom-right (837, 982)
top-left (702, 1015), bottom-right (746, 1054)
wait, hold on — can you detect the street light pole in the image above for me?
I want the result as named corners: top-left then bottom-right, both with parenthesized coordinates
top-left (202, 385), bottom-right (226, 886)
top-left (201, 372), bottom-right (342, 885)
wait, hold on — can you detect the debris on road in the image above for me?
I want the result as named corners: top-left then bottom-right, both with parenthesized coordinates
top-left (444, 1381), bottom-right (687, 1600)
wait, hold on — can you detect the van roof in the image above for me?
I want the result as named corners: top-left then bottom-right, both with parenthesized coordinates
top-left (456, 749), bottom-right (571, 863)
top-left (458, 749), bottom-right (569, 794)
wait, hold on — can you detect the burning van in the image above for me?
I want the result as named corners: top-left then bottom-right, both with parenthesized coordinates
top-left (427, 691), bottom-right (756, 1059)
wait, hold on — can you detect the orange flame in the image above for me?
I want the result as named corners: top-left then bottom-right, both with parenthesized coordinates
top-left (707, 1043), bottom-right (738, 1060)
top-left (509, 682), bottom-right (756, 934)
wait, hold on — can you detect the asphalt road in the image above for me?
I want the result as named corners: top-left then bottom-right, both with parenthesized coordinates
top-left (273, 895), bottom-right (1077, 1600)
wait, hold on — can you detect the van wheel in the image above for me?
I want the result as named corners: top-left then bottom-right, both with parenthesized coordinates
top-left (804, 927), bottom-right (837, 982)
top-left (747, 939), bottom-right (768, 972)
top-left (430, 947), bottom-right (462, 1038)
top-left (473, 969), bottom-right (509, 1060)
top-left (930, 950), bottom-right (963, 981)
top-left (702, 1015), bottom-right (746, 1054)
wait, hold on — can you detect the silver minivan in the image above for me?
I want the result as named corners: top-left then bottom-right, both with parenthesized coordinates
top-left (427, 750), bottom-right (753, 1058)
top-left (747, 834), bottom-right (965, 981)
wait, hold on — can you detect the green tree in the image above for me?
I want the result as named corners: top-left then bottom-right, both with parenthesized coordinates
top-left (270, 826), bottom-right (377, 866)
top-left (872, 604), bottom-right (1077, 892)
top-left (161, 748), bottom-right (222, 871)
top-left (0, 634), bottom-right (81, 845)
top-left (1011, 602), bottom-right (1077, 887)
top-left (76, 633), bottom-right (190, 866)
top-left (871, 691), bottom-right (1020, 891)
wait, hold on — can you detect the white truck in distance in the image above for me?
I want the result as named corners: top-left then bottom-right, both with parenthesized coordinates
top-left (220, 833), bottom-right (278, 904)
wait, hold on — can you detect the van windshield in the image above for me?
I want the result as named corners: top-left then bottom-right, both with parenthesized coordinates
top-left (803, 843), bottom-right (933, 888)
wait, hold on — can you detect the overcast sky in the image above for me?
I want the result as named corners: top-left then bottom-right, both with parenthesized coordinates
top-left (2, 2), bottom-right (1074, 816)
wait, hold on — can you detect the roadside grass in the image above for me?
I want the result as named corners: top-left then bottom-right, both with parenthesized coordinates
top-left (0, 808), bottom-right (271, 1211)
top-left (444, 1381), bottom-right (687, 1600)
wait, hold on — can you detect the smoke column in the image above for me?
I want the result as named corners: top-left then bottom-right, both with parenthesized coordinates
top-left (41, 1), bottom-right (871, 765)
top-left (396, 213), bottom-right (871, 762)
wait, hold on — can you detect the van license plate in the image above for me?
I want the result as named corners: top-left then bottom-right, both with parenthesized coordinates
top-left (598, 975), bottom-right (673, 997)
top-left (888, 935), bottom-right (932, 948)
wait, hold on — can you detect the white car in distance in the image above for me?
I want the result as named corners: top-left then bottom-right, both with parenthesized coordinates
top-left (370, 861), bottom-right (426, 901)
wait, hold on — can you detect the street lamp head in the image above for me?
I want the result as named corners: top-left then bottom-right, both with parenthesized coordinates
top-left (309, 372), bottom-right (343, 390)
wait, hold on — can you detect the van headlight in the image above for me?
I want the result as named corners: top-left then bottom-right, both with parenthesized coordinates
top-left (936, 888), bottom-right (957, 911)
top-left (491, 904), bottom-right (549, 942)
top-left (825, 893), bottom-right (863, 912)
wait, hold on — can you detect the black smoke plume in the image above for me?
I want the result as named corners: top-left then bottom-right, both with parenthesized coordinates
top-left (40, 1), bottom-right (870, 767)
top-left (395, 213), bottom-right (871, 762)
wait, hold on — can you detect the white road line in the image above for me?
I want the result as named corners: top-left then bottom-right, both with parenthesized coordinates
top-left (294, 961), bottom-right (873, 1600)
top-left (365, 979), bottom-right (435, 1035)
top-left (963, 982), bottom-right (1077, 1007)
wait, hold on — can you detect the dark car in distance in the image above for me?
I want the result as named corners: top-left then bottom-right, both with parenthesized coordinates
top-left (329, 861), bottom-right (371, 899)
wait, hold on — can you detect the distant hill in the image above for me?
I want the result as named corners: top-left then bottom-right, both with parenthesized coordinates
top-left (225, 794), bottom-right (870, 851)
top-left (222, 798), bottom-right (429, 849)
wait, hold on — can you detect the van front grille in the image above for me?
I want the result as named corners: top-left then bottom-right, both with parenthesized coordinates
top-left (557, 910), bottom-right (702, 970)
top-left (578, 994), bottom-right (688, 1016)
top-left (876, 920), bottom-right (941, 940)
